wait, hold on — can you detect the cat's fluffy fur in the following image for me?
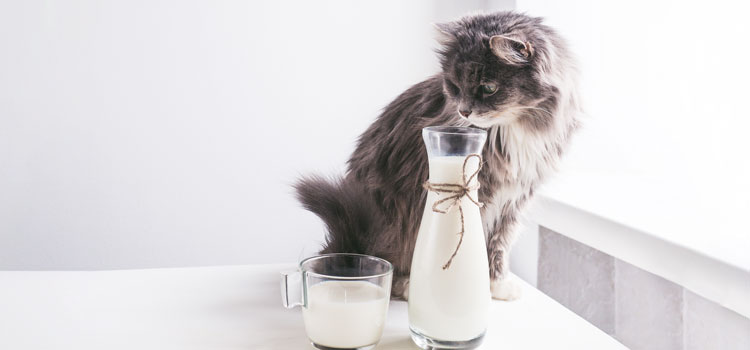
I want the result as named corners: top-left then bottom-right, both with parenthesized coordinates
top-left (295, 11), bottom-right (580, 300)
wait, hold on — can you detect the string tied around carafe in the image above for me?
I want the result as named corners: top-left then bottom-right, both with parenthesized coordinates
top-left (422, 153), bottom-right (484, 270)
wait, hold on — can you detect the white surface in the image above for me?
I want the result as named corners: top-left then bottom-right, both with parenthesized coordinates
top-left (542, 172), bottom-right (750, 274)
top-left (0, 264), bottom-right (625, 350)
top-left (0, 0), bottom-right (516, 270)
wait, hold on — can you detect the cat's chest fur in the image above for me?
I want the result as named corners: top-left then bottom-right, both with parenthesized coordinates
top-left (478, 124), bottom-right (561, 233)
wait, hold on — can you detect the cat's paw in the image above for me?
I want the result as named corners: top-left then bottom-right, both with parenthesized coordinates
top-left (491, 276), bottom-right (522, 301)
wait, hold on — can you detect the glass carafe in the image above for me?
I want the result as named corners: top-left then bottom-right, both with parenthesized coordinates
top-left (408, 126), bottom-right (490, 349)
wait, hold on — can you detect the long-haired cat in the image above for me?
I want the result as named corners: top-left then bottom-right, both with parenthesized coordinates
top-left (295, 11), bottom-right (580, 300)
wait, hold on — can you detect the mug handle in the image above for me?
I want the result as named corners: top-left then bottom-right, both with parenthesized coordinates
top-left (280, 270), bottom-right (304, 308)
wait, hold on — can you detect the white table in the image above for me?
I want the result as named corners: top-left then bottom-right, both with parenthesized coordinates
top-left (0, 264), bottom-right (625, 349)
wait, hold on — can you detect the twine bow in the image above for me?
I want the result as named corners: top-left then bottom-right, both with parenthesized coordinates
top-left (422, 154), bottom-right (484, 270)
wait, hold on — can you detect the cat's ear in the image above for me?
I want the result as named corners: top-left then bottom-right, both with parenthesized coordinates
top-left (433, 22), bottom-right (458, 45)
top-left (489, 35), bottom-right (534, 65)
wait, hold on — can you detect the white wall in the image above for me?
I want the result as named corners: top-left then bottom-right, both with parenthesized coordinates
top-left (0, 0), bottom-right (515, 270)
top-left (517, 0), bottom-right (750, 212)
top-left (508, 0), bottom-right (750, 286)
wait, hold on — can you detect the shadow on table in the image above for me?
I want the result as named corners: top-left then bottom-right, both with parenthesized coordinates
top-left (377, 336), bottom-right (420, 350)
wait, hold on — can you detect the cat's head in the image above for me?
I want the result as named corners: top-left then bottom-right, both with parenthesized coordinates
top-left (437, 12), bottom-right (569, 131)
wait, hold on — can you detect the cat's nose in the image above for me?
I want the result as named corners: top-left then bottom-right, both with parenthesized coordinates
top-left (459, 108), bottom-right (472, 117)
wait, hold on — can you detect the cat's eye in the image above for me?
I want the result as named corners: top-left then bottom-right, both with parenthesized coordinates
top-left (481, 83), bottom-right (498, 95)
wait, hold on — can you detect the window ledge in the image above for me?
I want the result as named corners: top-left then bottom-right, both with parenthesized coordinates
top-left (532, 171), bottom-right (750, 319)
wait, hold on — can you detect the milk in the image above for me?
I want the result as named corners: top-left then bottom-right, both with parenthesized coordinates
top-left (302, 281), bottom-right (389, 348)
top-left (408, 156), bottom-right (490, 341)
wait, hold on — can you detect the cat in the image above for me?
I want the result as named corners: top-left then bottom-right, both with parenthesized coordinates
top-left (295, 11), bottom-right (580, 300)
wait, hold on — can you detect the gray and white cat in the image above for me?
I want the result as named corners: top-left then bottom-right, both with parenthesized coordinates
top-left (295, 11), bottom-right (580, 300)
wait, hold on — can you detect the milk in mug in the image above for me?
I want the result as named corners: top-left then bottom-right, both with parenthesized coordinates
top-left (302, 281), bottom-right (389, 348)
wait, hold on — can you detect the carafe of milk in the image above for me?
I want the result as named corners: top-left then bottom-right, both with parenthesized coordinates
top-left (409, 126), bottom-right (490, 349)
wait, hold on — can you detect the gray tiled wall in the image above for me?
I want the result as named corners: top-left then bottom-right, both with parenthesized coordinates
top-left (684, 289), bottom-right (750, 350)
top-left (538, 227), bottom-right (615, 334)
top-left (537, 226), bottom-right (750, 350)
top-left (615, 260), bottom-right (684, 350)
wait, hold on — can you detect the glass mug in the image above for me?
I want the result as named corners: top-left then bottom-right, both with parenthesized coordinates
top-left (281, 253), bottom-right (393, 350)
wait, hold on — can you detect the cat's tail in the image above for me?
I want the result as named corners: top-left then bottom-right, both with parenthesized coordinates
top-left (294, 176), bottom-right (381, 254)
